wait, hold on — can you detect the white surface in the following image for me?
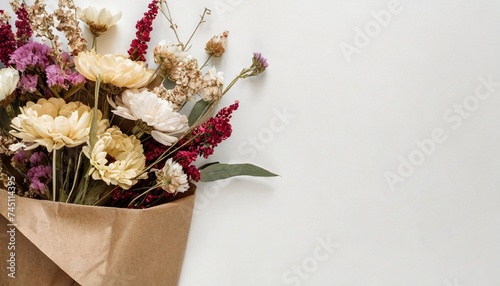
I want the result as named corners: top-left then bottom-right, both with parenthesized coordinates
top-left (9, 0), bottom-right (500, 285)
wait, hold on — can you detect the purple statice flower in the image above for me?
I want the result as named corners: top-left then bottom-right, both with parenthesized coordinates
top-left (11, 148), bottom-right (27, 165)
top-left (29, 151), bottom-right (45, 166)
top-left (67, 72), bottom-right (86, 85)
top-left (46, 64), bottom-right (86, 89)
top-left (250, 52), bottom-right (268, 75)
top-left (46, 64), bottom-right (68, 89)
top-left (27, 165), bottom-right (52, 194)
top-left (9, 41), bottom-right (53, 72)
top-left (19, 74), bottom-right (38, 93)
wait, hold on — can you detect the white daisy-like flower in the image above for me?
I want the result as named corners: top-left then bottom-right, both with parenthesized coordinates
top-left (200, 66), bottom-right (224, 101)
top-left (9, 98), bottom-right (107, 152)
top-left (78, 6), bottom-right (122, 37)
top-left (83, 126), bottom-right (147, 189)
top-left (110, 89), bottom-right (189, 146)
top-left (0, 67), bottom-right (19, 103)
top-left (74, 50), bottom-right (154, 89)
top-left (155, 158), bottom-right (189, 194)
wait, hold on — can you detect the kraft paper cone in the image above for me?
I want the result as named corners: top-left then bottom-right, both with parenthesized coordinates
top-left (0, 189), bottom-right (195, 286)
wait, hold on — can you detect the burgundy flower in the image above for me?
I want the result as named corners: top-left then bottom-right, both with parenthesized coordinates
top-left (14, 4), bottom-right (32, 47)
top-left (0, 10), bottom-right (16, 65)
top-left (128, 0), bottom-right (160, 61)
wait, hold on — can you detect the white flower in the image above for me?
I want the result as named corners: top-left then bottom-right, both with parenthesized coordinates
top-left (9, 98), bottom-right (107, 152)
top-left (83, 126), bottom-right (147, 189)
top-left (200, 66), bottom-right (224, 101)
top-left (155, 158), bottom-right (189, 194)
top-left (78, 6), bottom-right (122, 36)
top-left (74, 50), bottom-right (154, 89)
top-left (0, 67), bottom-right (20, 102)
top-left (110, 89), bottom-right (189, 146)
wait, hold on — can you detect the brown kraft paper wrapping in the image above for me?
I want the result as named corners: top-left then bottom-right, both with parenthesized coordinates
top-left (0, 189), bottom-right (195, 286)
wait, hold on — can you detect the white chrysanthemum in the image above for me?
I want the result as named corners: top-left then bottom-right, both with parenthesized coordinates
top-left (0, 67), bottom-right (19, 102)
top-left (200, 66), bottom-right (224, 101)
top-left (74, 50), bottom-right (154, 89)
top-left (9, 98), bottom-right (107, 152)
top-left (83, 126), bottom-right (147, 189)
top-left (111, 89), bottom-right (189, 146)
top-left (155, 158), bottom-right (189, 194)
top-left (153, 40), bottom-right (188, 71)
top-left (78, 6), bottom-right (122, 36)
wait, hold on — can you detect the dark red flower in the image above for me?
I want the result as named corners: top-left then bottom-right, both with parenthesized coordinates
top-left (14, 4), bottom-right (31, 47)
top-left (0, 10), bottom-right (16, 65)
top-left (128, 0), bottom-right (160, 61)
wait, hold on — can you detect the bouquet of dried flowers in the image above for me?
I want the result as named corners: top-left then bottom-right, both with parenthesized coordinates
top-left (0, 0), bottom-right (275, 209)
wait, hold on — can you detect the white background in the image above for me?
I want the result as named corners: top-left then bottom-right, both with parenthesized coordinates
top-left (8, 0), bottom-right (500, 285)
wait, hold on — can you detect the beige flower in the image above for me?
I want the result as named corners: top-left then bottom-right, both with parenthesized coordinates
top-left (83, 126), bottom-right (147, 189)
top-left (153, 85), bottom-right (187, 112)
top-left (155, 158), bottom-right (189, 194)
top-left (78, 6), bottom-right (122, 37)
top-left (205, 30), bottom-right (228, 57)
top-left (9, 98), bottom-right (107, 152)
top-left (199, 67), bottom-right (224, 101)
top-left (74, 50), bottom-right (154, 89)
top-left (0, 67), bottom-right (19, 103)
top-left (153, 40), bottom-right (188, 71)
top-left (168, 56), bottom-right (204, 98)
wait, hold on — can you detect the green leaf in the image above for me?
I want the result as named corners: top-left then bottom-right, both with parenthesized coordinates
top-left (200, 163), bottom-right (278, 182)
top-left (188, 99), bottom-right (210, 126)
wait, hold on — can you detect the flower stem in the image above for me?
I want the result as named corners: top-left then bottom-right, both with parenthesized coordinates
top-left (222, 75), bottom-right (241, 96)
top-left (184, 8), bottom-right (211, 50)
top-left (160, 1), bottom-right (184, 48)
top-left (200, 55), bottom-right (212, 69)
top-left (92, 35), bottom-right (97, 51)
top-left (52, 149), bottom-right (57, 202)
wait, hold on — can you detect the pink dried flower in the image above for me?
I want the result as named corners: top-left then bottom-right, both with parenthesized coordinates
top-left (19, 74), bottom-right (38, 93)
top-left (9, 41), bottom-right (53, 72)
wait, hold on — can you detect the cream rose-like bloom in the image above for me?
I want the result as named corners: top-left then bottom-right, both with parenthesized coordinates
top-left (155, 158), bottom-right (189, 194)
top-left (83, 126), bottom-right (147, 189)
top-left (110, 89), bottom-right (189, 146)
top-left (74, 50), bottom-right (154, 89)
top-left (0, 67), bottom-right (20, 102)
top-left (78, 6), bottom-right (122, 37)
top-left (10, 98), bottom-right (107, 152)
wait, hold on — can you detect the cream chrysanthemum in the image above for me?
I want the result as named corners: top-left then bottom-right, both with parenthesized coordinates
top-left (9, 98), bottom-right (107, 152)
top-left (83, 126), bottom-right (147, 189)
top-left (78, 6), bottom-right (122, 37)
top-left (155, 158), bottom-right (189, 194)
top-left (74, 50), bottom-right (154, 89)
top-left (110, 89), bottom-right (189, 146)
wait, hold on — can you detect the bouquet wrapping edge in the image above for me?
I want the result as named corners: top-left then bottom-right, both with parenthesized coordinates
top-left (0, 188), bottom-right (196, 285)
